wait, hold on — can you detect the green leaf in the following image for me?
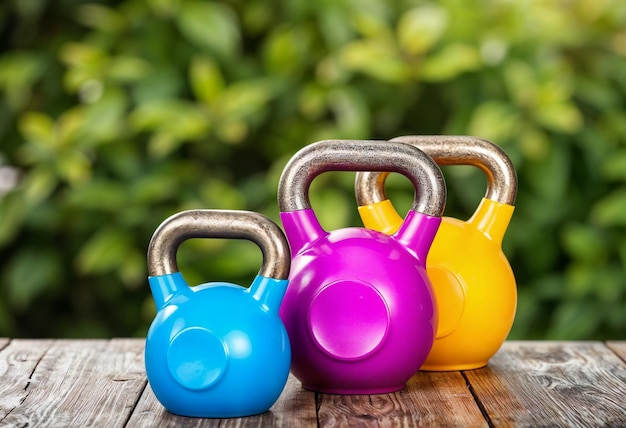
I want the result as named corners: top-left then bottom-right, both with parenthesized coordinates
top-left (18, 111), bottom-right (57, 156)
top-left (190, 55), bottom-right (225, 106)
top-left (518, 127), bottom-right (550, 160)
top-left (131, 99), bottom-right (206, 133)
top-left (107, 55), bottom-right (150, 82)
top-left (523, 140), bottom-right (570, 202)
top-left (119, 249), bottom-right (146, 289)
top-left (298, 83), bottom-right (327, 120)
top-left (0, 52), bottom-right (45, 89)
top-left (147, 0), bottom-right (182, 17)
top-left (350, 0), bottom-right (392, 38)
top-left (73, 88), bottom-right (128, 146)
top-left (130, 99), bottom-right (209, 157)
top-left (58, 42), bottom-right (108, 91)
top-left (21, 166), bottom-right (58, 203)
top-left (176, 1), bottom-right (240, 57)
top-left (56, 150), bottom-right (92, 185)
top-left (602, 150), bottom-right (626, 181)
top-left (0, 51), bottom-right (45, 110)
top-left (467, 101), bottom-right (519, 143)
top-left (560, 223), bottom-right (606, 262)
top-left (591, 188), bottom-right (626, 226)
top-left (215, 78), bottom-right (278, 120)
top-left (534, 101), bottom-right (583, 133)
top-left (504, 61), bottom-right (537, 108)
top-left (66, 179), bottom-right (129, 211)
top-left (199, 178), bottom-right (245, 210)
top-left (327, 87), bottom-right (370, 139)
top-left (419, 43), bottom-right (482, 81)
top-left (76, 4), bottom-right (126, 34)
top-left (0, 192), bottom-right (26, 246)
top-left (76, 228), bottom-right (132, 275)
top-left (5, 248), bottom-right (62, 311)
top-left (215, 118), bottom-right (248, 144)
top-left (132, 174), bottom-right (179, 204)
top-left (262, 25), bottom-right (311, 75)
top-left (548, 300), bottom-right (600, 339)
top-left (340, 38), bottom-right (410, 83)
top-left (397, 4), bottom-right (447, 55)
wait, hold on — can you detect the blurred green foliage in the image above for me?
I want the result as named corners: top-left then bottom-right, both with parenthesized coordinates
top-left (0, 0), bottom-right (625, 339)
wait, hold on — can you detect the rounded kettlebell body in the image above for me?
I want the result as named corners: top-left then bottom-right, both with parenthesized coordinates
top-left (145, 210), bottom-right (292, 417)
top-left (146, 275), bottom-right (290, 417)
top-left (277, 140), bottom-right (446, 394)
top-left (355, 135), bottom-right (517, 371)
top-left (280, 215), bottom-right (438, 394)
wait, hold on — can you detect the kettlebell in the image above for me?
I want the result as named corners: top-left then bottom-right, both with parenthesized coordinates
top-left (278, 139), bottom-right (446, 394)
top-left (144, 209), bottom-right (292, 417)
top-left (355, 135), bottom-right (517, 371)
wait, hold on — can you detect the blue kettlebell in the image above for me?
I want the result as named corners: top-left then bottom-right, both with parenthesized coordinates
top-left (144, 209), bottom-right (292, 418)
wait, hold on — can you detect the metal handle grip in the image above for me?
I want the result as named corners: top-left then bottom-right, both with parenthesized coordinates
top-left (278, 139), bottom-right (446, 217)
top-left (355, 135), bottom-right (517, 206)
top-left (148, 209), bottom-right (290, 279)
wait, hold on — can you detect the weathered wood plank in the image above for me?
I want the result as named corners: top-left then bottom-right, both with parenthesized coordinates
top-left (220, 375), bottom-right (317, 428)
top-left (607, 341), bottom-right (626, 362)
top-left (128, 373), bottom-right (317, 428)
top-left (465, 341), bottom-right (626, 427)
top-left (0, 338), bottom-right (146, 427)
top-left (317, 371), bottom-right (488, 427)
top-left (0, 339), bottom-right (54, 421)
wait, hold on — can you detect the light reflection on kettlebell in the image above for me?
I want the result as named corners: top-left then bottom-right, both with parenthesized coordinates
top-left (144, 209), bottom-right (291, 417)
top-left (355, 135), bottom-right (517, 371)
top-left (278, 139), bottom-right (446, 394)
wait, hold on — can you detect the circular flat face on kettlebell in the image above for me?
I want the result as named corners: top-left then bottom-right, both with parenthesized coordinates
top-left (307, 280), bottom-right (390, 361)
top-left (427, 266), bottom-right (466, 339)
top-left (167, 327), bottom-right (228, 390)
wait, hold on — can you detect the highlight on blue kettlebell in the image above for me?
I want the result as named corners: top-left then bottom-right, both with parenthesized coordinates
top-left (144, 209), bottom-right (292, 418)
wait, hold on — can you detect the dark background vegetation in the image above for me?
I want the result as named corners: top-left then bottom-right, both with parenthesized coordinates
top-left (0, 0), bottom-right (625, 339)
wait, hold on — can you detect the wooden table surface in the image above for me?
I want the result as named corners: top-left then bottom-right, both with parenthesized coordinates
top-left (1, 339), bottom-right (625, 427)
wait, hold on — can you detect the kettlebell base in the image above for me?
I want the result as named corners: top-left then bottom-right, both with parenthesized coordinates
top-left (420, 361), bottom-right (488, 371)
top-left (301, 383), bottom-right (405, 395)
top-left (165, 407), bottom-right (270, 419)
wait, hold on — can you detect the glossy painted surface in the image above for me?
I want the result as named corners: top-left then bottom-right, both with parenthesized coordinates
top-left (355, 136), bottom-right (517, 371)
top-left (145, 209), bottom-right (292, 417)
top-left (277, 139), bottom-right (446, 392)
top-left (146, 273), bottom-right (291, 417)
top-left (359, 197), bottom-right (516, 370)
top-left (280, 209), bottom-right (441, 393)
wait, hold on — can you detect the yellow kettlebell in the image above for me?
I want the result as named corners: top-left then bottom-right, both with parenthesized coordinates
top-left (355, 135), bottom-right (517, 371)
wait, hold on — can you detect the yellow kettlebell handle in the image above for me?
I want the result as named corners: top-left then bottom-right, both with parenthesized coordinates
top-left (356, 135), bottom-right (517, 240)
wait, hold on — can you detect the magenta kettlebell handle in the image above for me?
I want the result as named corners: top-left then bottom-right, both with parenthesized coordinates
top-left (278, 139), bottom-right (446, 215)
top-left (355, 135), bottom-right (517, 206)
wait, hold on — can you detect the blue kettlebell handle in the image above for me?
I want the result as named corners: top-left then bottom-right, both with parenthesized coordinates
top-left (147, 209), bottom-right (291, 280)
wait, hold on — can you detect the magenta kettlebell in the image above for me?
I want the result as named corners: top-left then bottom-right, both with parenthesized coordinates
top-left (278, 139), bottom-right (447, 394)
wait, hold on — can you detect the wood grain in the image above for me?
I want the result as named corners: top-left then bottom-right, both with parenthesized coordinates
top-left (0, 339), bottom-right (146, 427)
top-left (317, 371), bottom-right (487, 427)
top-left (1, 340), bottom-right (626, 427)
top-left (607, 341), bottom-right (626, 362)
top-left (465, 341), bottom-right (626, 427)
top-left (128, 373), bottom-right (317, 428)
top-left (0, 339), bottom-right (54, 421)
